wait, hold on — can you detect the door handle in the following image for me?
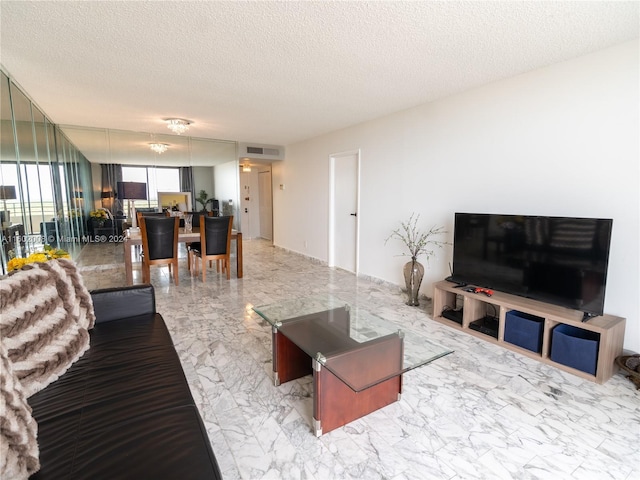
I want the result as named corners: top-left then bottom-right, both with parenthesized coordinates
top-left (350, 213), bottom-right (357, 217)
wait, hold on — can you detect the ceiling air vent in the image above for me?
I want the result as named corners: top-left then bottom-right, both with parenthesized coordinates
top-left (245, 146), bottom-right (281, 156)
top-left (239, 143), bottom-right (285, 160)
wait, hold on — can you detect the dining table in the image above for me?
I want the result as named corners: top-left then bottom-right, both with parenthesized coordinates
top-left (123, 226), bottom-right (243, 285)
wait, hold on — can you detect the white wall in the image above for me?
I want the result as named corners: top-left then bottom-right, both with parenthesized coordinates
top-left (274, 41), bottom-right (639, 352)
top-left (214, 160), bottom-right (240, 227)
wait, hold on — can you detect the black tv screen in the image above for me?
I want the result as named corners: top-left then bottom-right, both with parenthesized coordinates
top-left (451, 213), bottom-right (613, 317)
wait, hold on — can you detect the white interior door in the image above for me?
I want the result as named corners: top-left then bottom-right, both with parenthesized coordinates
top-left (331, 152), bottom-right (359, 273)
top-left (258, 170), bottom-right (273, 241)
top-left (240, 171), bottom-right (251, 235)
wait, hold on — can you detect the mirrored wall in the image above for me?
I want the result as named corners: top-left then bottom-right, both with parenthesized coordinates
top-left (1, 71), bottom-right (93, 272)
top-left (1, 68), bottom-right (242, 274)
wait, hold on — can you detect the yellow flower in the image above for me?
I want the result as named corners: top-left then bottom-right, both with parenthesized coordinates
top-left (7, 257), bottom-right (28, 271)
top-left (6, 245), bottom-right (70, 271)
top-left (90, 209), bottom-right (108, 219)
top-left (27, 253), bottom-right (49, 264)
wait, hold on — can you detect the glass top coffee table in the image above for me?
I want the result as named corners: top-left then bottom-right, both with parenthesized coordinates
top-left (253, 295), bottom-right (452, 436)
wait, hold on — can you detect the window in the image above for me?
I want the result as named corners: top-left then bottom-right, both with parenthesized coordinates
top-left (1, 162), bottom-right (61, 237)
top-left (121, 166), bottom-right (180, 209)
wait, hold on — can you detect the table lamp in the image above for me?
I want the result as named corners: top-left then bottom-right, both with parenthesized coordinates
top-left (0, 185), bottom-right (17, 227)
top-left (101, 189), bottom-right (116, 209)
top-left (116, 182), bottom-right (147, 227)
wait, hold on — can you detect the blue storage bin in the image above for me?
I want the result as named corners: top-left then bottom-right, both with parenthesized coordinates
top-left (550, 324), bottom-right (600, 375)
top-left (504, 310), bottom-right (544, 353)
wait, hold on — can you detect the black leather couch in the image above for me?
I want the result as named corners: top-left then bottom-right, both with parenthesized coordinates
top-left (28, 285), bottom-right (222, 479)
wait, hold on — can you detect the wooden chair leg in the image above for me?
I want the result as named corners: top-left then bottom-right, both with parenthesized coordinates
top-left (192, 252), bottom-right (197, 276)
top-left (142, 262), bottom-right (150, 283)
top-left (173, 259), bottom-right (179, 286)
top-left (201, 255), bottom-right (206, 282)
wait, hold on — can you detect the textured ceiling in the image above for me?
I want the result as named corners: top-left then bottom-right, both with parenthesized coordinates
top-left (1, 1), bottom-right (638, 147)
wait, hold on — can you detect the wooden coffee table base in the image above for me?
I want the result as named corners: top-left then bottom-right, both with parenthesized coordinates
top-left (313, 359), bottom-right (401, 436)
top-left (272, 329), bottom-right (402, 436)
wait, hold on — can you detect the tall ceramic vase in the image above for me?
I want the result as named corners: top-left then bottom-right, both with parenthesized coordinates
top-left (403, 258), bottom-right (424, 306)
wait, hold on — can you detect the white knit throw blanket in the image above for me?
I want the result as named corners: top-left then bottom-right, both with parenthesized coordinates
top-left (0, 258), bottom-right (95, 479)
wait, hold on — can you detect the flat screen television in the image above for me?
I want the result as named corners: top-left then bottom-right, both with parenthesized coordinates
top-left (450, 213), bottom-right (613, 318)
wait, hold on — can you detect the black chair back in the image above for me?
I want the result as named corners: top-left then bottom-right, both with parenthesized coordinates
top-left (142, 217), bottom-right (178, 260)
top-left (139, 212), bottom-right (167, 218)
top-left (203, 216), bottom-right (232, 256)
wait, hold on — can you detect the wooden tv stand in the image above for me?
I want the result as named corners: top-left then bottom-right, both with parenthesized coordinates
top-left (432, 280), bottom-right (626, 384)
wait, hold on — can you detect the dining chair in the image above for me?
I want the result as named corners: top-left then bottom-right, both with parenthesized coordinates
top-left (133, 211), bottom-right (170, 257)
top-left (188, 215), bottom-right (233, 281)
top-left (184, 212), bottom-right (205, 271)
top-left (181, 211), bottom-right (214, 271)
top-left (139, 216), bottom-right (180, 285)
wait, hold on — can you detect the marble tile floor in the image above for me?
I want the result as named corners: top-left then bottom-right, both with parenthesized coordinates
top-left (75, 240), bottom-right (640, 480)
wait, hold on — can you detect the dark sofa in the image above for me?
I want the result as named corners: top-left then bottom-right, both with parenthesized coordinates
top-left (28, 285), bottom-right (222, 479)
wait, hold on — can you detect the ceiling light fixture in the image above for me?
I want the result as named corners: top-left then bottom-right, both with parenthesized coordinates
top-left (165, 118), bottom-right (191, 135)
top-left (242, 161), bottom-right (252, 172)
top-left (149, 143), bottom-right (169, 154)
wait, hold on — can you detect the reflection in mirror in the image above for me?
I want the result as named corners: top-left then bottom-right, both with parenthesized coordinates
top-left (0, 72), bottom-right (18, 270)
top-left (8, 78), bottom-right (33, 238)
top-left (0, 74), bottom-right (94, 272)
top-left (61, 126), bottom-right (235, 167)
top-left (60, 126), bottom-right (239, 228)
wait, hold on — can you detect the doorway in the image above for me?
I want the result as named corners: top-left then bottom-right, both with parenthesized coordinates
top-left (258, 170), bottom-right (273, 240)
top-left (239, 164), bottom-right (273, 241)
top-left (329, 151), bottom-right (360, 273)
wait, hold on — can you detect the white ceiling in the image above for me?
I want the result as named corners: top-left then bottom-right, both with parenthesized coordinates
top-left (1, 1), bottom-right (638, 149)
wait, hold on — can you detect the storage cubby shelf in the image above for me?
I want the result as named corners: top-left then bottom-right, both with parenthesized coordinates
top-left (432, 280), bottom-right (626, 384)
